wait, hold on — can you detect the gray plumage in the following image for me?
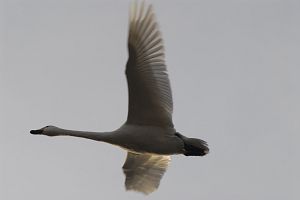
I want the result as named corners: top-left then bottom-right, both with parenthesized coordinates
top-left (30, 1), bottom-right (209, 195)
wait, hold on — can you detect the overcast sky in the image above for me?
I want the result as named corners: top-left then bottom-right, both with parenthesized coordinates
top-left (1, 0), bottom-right (299, 199)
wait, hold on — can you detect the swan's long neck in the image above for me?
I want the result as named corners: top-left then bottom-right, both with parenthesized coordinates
top-left (48, 127), bottom-right (115, 144)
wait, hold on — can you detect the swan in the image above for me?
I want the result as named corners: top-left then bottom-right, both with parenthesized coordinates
top-left (30, 1), bottom-right (209, 195)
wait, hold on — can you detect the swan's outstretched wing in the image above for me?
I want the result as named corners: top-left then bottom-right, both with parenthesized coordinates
top-left (122, 152), bottom-right (171, 195)
top-left (125, 2), bottom-right (173, 127)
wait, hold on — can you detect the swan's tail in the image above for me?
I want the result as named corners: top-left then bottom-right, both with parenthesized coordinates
top-left (175, 133), bottom-right (209, 156)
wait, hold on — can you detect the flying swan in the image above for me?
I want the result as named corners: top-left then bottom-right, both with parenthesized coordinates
top-left (30, 1), bottom-right (209, 195)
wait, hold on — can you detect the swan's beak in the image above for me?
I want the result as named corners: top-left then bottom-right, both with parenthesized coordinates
top-left (30, 129), bottom-right (43, 135)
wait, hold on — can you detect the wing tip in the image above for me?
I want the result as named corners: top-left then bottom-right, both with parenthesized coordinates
top-left (129, 1), bottom-right (156, 34)
top-left (130, 0), bottom-right (153, 19)
top-left (125, 187), bottom-right (154, 195)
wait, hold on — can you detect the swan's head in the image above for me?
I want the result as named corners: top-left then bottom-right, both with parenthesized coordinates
top-left (30, 125), bottom-right (60, 136)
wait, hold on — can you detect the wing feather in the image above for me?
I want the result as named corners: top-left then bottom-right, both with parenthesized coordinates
top-left (126, 2), bottom-right (173, 127)
top-left (122, 152), bottom-right (171, 195)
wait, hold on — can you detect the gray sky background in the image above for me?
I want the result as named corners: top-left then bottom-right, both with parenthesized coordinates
top-left (1, 0), bottom-right (299, 199)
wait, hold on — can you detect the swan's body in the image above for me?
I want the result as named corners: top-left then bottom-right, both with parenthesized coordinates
top-left (31, 2), bottom-right (209, 195)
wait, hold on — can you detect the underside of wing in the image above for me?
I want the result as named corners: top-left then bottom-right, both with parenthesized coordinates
top-left (125, 1), bottom-right (173, 127)
top-left (122, 152), bottom-right (171, 195)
